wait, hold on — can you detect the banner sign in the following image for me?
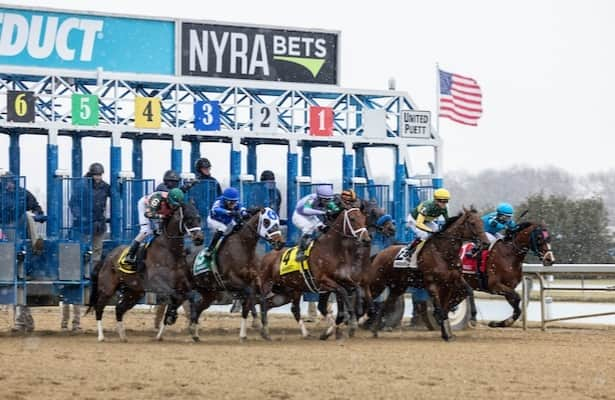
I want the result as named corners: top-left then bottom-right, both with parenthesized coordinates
top-left (0, 7), bottom-right (175, 75)
top-left (180, 22), bottom-right (339, 84)
top-left (400, 110), bottom-right (431, 138)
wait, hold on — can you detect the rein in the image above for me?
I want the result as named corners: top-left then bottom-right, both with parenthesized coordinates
top-left (162, 206), bottom-right (201, 240)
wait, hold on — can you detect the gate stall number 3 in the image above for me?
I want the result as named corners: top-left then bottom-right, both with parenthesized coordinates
top-left (194, 100), bottom-right (221, 131)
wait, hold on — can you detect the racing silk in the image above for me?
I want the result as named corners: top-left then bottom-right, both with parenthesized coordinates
top-left (209, 196), bottom-right (247, 225)
top-left (411, 199), bottom-right (449, 232)
top-left (145, 192), bottom-right (173, 218)
top-left (294, 194), bottom-right (338, 217)
top-left (482, 211), bottom-right (516, 235)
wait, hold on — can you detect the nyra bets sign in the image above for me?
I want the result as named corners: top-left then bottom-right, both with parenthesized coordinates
top-left (180, 22), bottom-right (339, 85)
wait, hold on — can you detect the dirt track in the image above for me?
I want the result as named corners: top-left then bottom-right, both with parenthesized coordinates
top-left (1, 307), bottom-right (614, 400)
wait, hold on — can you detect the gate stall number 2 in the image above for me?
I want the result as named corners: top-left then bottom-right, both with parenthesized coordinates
top-left (253, 104), bottom-right (278, 133)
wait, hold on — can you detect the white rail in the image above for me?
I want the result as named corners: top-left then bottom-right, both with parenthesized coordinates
top-left (521, 264), bottom-right (615, 330)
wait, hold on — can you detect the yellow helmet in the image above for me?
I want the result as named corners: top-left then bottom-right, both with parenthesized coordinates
top-left (434, 188), bottom-right (451, 200)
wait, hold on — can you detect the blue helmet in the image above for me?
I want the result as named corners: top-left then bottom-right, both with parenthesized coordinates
top-left (222, 187), bottom-right (240, 202)
top-left (496, 202), bottom-right (514, 217)
top-left (316, 185), bottom-right (334, 201)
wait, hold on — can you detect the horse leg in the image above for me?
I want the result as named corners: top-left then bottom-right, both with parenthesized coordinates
top-left (489, 285), bottom-right (521, 328)
top-left (428, 284), bottom-right (454, 342)
top-left (115, 286), bottom-right (143, 342)
top-left (239, 287), bottom-right (256, 343)
top-left (347, 287), bottom-right (359, 338)
top-left (462, 279), bottom-right (478, 328)
top-left (155, 295), bottom-right (182, 341)
top-left (94, 293), bottom-right (111, 342)
top-left (290, 292), bottom-right (309, 338)
top-left (189, 290), bottom-right (215, 342)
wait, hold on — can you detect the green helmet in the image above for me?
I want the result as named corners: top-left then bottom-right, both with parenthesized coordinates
top-left (167, 188), bottom-right (184, 207)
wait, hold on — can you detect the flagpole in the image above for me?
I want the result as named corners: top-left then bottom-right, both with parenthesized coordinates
top-left (435, 62), bottom-right (440, 135)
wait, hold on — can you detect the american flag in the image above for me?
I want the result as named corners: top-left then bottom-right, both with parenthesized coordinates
top-left (439, 69), bottom-right (482, 126)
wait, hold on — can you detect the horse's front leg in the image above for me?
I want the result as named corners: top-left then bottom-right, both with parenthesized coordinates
top-left (427, 283), bottom-right (454, 342)
top-left (239, 286), bottom-right (257, 343)
top-left (489, 283), bottom-right (521, 328)
top-left (462, 279), bottom-right (478, 328)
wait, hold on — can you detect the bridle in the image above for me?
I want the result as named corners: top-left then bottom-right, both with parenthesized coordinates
top-left (163, 205), bottom-right (202, 240)
top-left (512, 225), bottom-right (554, 261)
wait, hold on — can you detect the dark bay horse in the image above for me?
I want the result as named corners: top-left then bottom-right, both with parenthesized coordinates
top-left (317, 198), bottom-right (396, 337)
top-left (186, 207), bottom-right (284, 342)
top-left (86, 201), bottom-right (204, 342)
top-left (258, 207), bottom-right (371, 340)
top-left (462, 221), bottom-right (555, 327)
top-left (365, 207), bottom-right (489, 341)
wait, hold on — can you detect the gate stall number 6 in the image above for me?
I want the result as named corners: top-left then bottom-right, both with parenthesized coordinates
top-left (253, 104), bottom-right (278, 133)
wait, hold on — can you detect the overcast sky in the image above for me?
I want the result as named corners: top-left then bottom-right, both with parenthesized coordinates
top-left (1, 0), bottom-right (613, 191)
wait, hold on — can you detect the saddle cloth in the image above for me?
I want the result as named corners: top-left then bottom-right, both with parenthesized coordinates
top-left (117, 236), bottom-right (154, 274)
top-left (193, 237), bottom-right (226, 276)
top-left (460, 242), bottom-right (491, 274)
top-left (279, 242), bottom-right (314, 275)
top-left (393, 241), bottom-right (424, 269)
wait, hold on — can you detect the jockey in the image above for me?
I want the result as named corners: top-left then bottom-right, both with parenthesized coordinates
top-left (405, 188), bottom-right (450, 251)
top-left (292, 184), bottom-right (340, 261)
top-left (124, 188), bottom-right (185, 266)
top-left (203, 187), bottom-right (249, 261)
top-left (482, 202), bottom-right (517, 243)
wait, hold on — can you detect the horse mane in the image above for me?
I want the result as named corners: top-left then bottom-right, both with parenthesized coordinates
top-left (504, 221), bottom-right (534, 240)
top-left (438, 214), bottom-right (461, 232)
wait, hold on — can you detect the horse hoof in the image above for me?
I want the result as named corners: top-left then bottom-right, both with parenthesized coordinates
top-left (488, 321), bottom-right (502, 328)
top-left (319, 332), bottom-right (331, 341)
top-left (192, 336), bottom-right (200, 343)
top-left (442, 334), bottom-right (456, 342)
top-left (348, 327), bottom-right (356, 338)
top-left (239, 336), bottom-right (247, 344)
top-left (468, 319), bottom-right (477, 329)
top-left (335, 329), bottom-right (345, 341)
top-left (97, 337), bottom-right (105, 342)
top-left (260, 331), bottom-right (272, 341)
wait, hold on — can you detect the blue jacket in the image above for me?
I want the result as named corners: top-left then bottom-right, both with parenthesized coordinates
top-left (69, 178), bottom-right (111, 235)
top-left (0, 187), bottom-right (44, 225)
top-left (482, 211), bottom-right (516, 235)
top-left (210, 196), bottom-right (247, 224)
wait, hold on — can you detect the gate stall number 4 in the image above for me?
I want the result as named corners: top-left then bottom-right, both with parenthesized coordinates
top-left (135, 97), bottom-right (161, 129)
top-left (253, 104), bottom-right (278, 133)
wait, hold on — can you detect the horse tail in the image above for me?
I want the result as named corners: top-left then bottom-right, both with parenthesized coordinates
top-left (84, 258), bottom-right (103, 315)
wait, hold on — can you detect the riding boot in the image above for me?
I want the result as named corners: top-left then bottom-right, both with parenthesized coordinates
top-left (404, 238), bottom-right (421, 259)
top-left (295, 234), bottom-right (310, 262)
top-left (124, 240), bottom-right (140, 265)
top-left (203, 231), bottom-right (223, 260)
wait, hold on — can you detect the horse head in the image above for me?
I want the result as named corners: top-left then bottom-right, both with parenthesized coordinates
top-left (440, 206), bottom-right (489, 247)
top-left (362, 200), bottom-right (396, 238)
top-left (330, 207), bottom-right (371, 244)
top-left (165, 200), bottom-right (203, 246)
top-left (254, 207), bottom-right (285, 250)
top-left (509, 222), bottom-right (556, 266)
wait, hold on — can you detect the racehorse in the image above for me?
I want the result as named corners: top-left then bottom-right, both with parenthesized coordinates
top-left (462, 221), bottom-right (555, 328)
top-left (86, 201), bottom-right (204, 342)
top-left (365, 207), bottom-right (489, 341)
top-left (316, 198), bottom-right (396, 337)
top-left (186, 207), bottom-right (284, 342)
top-left (258, 206), bottom-right (371, 340)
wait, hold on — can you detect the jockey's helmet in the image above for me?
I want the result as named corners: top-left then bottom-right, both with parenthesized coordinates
top-left (341, 189), bottom-right (356, 202)
top-left (194, 157), bottom-right (212, 171)
top-left (316, 185), bottom-right (334, 201)
top-left (167, 188), bottom-right (184, 207)
top-left (260, 170), bottom-right (275, 181)
top-left (433, 188), bottom-right (451, 201)
top-left (222, 187), bottom-right (240, 202)
top-left (163, 170), bottom-right (181, 182)
top-left (87, 162), bottom-right (104, 176)
top-left (496, 202), bottom-right (514, 217)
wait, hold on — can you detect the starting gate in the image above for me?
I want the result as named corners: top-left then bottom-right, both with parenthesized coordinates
top-left (0, 5), bottom-right (443, 310)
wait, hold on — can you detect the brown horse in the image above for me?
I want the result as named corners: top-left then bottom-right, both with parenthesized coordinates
top-left (186, 207), bottom-right (285, 342)
top-left (317, 198), bottom-right (396, 337)
top-left (86, 201), bottom-right (204, 342)
top-left (365, 207), bottom-right (489, 341)
top-left (259, 207), bottom-right (371, 340)
top-left (462, 221), bottom-right (555, 327)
